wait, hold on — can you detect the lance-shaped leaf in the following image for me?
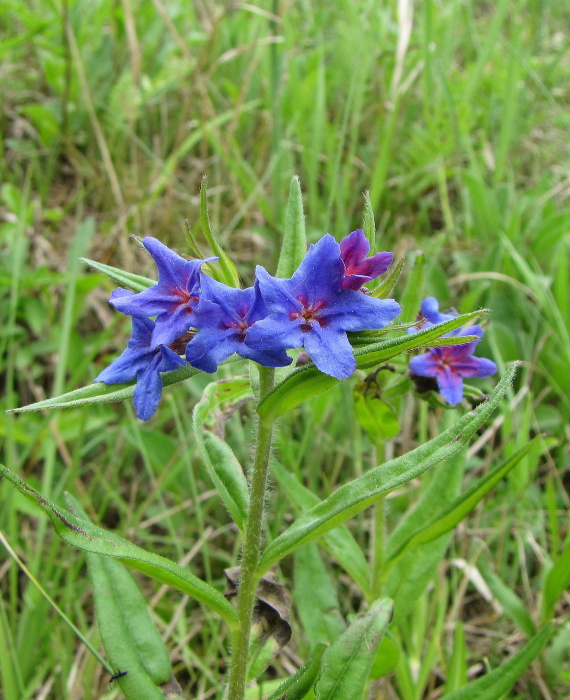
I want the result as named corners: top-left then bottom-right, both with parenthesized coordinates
top-left (81, 258), bottom-right (155, 292)
top-left (383, 438), bottom-right (544, 573)
top-left (65, 495), bottom-right (181, 697)
top-left (257, 310), bottom-right (486, 425)
top-left (8, 364), bottom-right (203, 413)
top-left (0, 465), bottom-right (238, 629)
top-left (315, 598), bottom-right (393, 700)
top-left (276, 175), bottom-right (307, 278)
top-left (193, 377), bottom-right (252, 533)
top-left (257, 365), bottom-right (517, 575)
top-left (200, 177), bottom-right (240, 288)
top-left (265, 643), bottom-right (328, 700)
top-left (361, 190), bottom-right (375, 247)
top-left (443, 624), bottom-right (551, 699)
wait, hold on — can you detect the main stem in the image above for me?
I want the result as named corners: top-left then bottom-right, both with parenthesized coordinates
top-left (227, 367), bottom-right (275, 700)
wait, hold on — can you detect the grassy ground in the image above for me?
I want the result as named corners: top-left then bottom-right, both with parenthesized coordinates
top-left (1, 0), bottom-right (569, 698)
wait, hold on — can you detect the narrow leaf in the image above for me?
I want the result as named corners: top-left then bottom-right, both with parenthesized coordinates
top-left (443, 625), bottom-right (551, 699)
top-left (277, 176), bottom-right (306, 278)
top-left (200, 177), bottom-right (241, 288)
top-left (81, 258), bottom-right (155, 292)
top-left (257, 365), bottom-right (517, 575)
top-left (192, 377), bottom-right (252, 533)
top-left (266, 643), bottom-right (327, 700)
top-left (9, 364), bottom-right (203, 413)
top-left (66, 494), bottom-right (173, 686)
top-left (370, 255), bottom-right (405, 299)
top-left (0, 465), bottom-right (238, 628)
top-left (383, 439), bottom-right (543, 572)
top-left (362, 191), bottom-right (375, 246)
top-left (257, 311), bottom-right (485, 423)
top-left (315, 598), bottom-right (393, 700)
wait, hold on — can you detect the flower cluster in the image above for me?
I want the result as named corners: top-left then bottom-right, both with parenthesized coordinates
top-left (408, 297), bottom-right (497, 405)
top-left (95, 231), bottom-right (400, 419)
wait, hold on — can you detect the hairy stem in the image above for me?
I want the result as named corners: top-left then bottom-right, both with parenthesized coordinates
top-left (227, 366), bottom-right (275, 700)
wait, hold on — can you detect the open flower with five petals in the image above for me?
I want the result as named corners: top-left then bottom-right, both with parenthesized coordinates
top-left (245, 234), bottom-right (401, 379)
top-left (409, 325), bottom-right (497, 405)
top-left (184, 276), bottom-right (292, 373)
top-left (109, 237), bottom-right (219, 347)
top-left (95, 289), bottom-right (186, 420)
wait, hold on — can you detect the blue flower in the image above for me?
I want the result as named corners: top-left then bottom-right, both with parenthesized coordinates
top-left (408, 296), bottom-right (458, 333)
top-left (245, 234), bottom-right (401, 379)
top-left (184, 276), bottom-right (292, 372)
top-left (409, 325), bottom-right (497, 405)
top-left (109, 237), bottom-right (219, 347)
top-left (339, 229), bottom-right (393, 290)
top-left (95, 289), bottom-right (186, 420)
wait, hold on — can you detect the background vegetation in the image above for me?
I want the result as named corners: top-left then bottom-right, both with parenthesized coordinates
top-left (1, 0), bottom-right (568, 698)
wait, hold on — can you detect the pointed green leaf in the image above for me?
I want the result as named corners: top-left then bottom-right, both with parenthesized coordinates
top-left (0, 465), bottom-right (238, 628)
top-left (8, 364), bottom-right (202, 413)
top-left (257, 311), bottom-right (485, 423)
top-left (266, 643), bottom-right (327, 700)
top-left (362, 191), bottom-right (375, 247)
top-left (66, 496), bottom-right (176, 695)
top-left (193, 377), bottom-right (252, 533)
top-left (200, 178), bottom-right (240, 288)
top-left (81, 258), bottom-right (155, 292)
top-left (370, 256), bottom-right (404, 299)
top-left (277, 176), bottom-right (306, 278)
top-left (383, 439), bottom-right (543, 573)
top-left (257, 365), bottom-right (517, 575)
top-left (443, 624), bottom-right (551, 699)
top-left (315, 598), bottom-right (393, 700)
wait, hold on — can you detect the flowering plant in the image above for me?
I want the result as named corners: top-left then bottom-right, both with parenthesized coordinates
top-left (1, 179), bottom-right (546, 700)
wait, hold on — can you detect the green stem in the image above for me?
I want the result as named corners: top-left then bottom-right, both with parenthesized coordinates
top-left (227, 367), bottom-right (276, 700)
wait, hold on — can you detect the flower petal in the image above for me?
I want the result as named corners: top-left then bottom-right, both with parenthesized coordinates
top-left (436, 366), bottom-right (464, 405)
top-left (303, 324), bottom-right (356, 379)
top-left (132, 356), bottom-right (164, 420)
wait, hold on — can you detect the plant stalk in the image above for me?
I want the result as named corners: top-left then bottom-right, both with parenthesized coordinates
top-left (227, 366), bottom-right (275, 700)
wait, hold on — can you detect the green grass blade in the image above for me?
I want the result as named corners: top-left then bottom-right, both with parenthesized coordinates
top-left (443, 624), bottom-right (551, 700)
top-left (383, 438), bottom-right (544, 572)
